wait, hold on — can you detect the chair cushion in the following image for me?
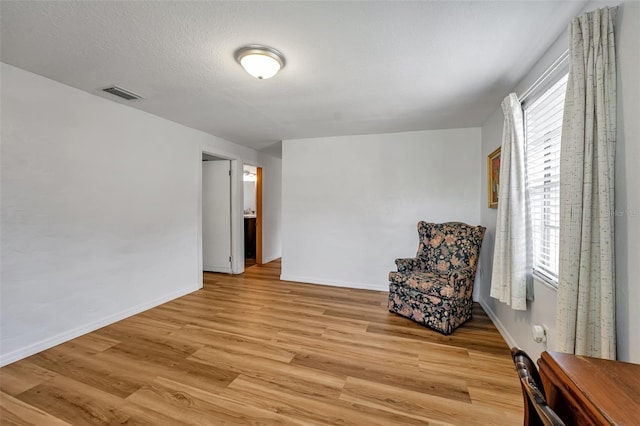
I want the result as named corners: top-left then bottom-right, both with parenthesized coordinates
top-left (388, 270), bottom-right (457, 299)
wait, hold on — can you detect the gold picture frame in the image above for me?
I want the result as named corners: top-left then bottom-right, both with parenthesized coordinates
top-left (487, 147), bottom-right (501, 209)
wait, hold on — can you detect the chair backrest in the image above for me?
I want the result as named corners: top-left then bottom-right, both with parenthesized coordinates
top-left (416, 222), bottom-right (486, 273)
top-left (511, 347), bottom-right (566, 426)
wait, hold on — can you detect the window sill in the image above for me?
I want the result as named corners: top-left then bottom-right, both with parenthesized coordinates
top-left (533, 272), bottom-right (558, 292)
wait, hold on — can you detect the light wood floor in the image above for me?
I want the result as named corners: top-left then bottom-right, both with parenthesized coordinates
top-left (0, 260), bottom-right (523, 425)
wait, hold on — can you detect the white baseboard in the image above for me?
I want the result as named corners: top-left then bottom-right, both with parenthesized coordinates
top-left (262, 254), bottom-right (281, 264)
top-left (280, 274), bottom-right (387, 292)
top-left (0, 284), bottom-right (200, 367)
top-left (206, 267), bottom-right (232, 274)
top-left (478, 297), bottom-right (518, 349)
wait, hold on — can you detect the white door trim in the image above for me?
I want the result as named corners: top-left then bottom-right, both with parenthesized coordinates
top-left (198, 150), bottom-right (244, 283)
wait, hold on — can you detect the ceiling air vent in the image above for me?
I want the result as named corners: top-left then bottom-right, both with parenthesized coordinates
top-left (101, 86), bottom-right (143, 100)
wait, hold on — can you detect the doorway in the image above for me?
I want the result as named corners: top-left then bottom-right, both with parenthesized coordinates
top-left (202, 153), bottom-right (232, 273)
top-left (243, 165), bottom-right (263, 269)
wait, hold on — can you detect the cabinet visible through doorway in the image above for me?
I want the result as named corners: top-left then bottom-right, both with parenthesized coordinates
top-left (244, 217), bottom-right (256, 259)
top-left (243, 164), bottom-right (258, 265)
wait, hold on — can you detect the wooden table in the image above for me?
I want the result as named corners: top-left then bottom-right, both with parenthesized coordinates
top-left (538, 351), bottom-right (640, 425)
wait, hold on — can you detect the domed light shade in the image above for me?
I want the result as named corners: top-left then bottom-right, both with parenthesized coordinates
top-left (235, 45), bottom-right (285, 79)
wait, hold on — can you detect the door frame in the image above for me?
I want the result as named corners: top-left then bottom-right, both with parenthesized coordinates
top-left (243, 163), bottom-right (263, 265)
top-left (256, 166), bottom-right (263, 265)
top-left (198, 150), bottom-right (243, 287)
top-left (202, 159), bottom-right (232, 273)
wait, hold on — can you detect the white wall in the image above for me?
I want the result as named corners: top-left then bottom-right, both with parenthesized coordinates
top-left (281, 128), bottom-right (481, 291)
top-left (477, 1), bottom-right (640, 363)
top-left (243, 181), bottom-right (257, 213)
top-left (0, 63), bottom-right (282, 365)
top-left (260, 154), bottom-right (283, 264)
top-left (614, 0), bottom-right (640, 363)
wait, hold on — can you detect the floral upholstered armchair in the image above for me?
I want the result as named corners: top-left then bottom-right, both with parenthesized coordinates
top-left (388, 221), bottom-right (486, 335)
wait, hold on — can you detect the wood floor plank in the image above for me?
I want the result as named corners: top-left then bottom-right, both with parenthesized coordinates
top-left (189, 346), bottom-right (346, 394)
top-left (340, 376), bottom-right (521, 426)
top-left (0, 259), bottom-right (523, 425)
top-left (126, 376), bottom-right (302, 425)
top-left (367, 322), bottom-right (511, 356)
top-left (15, 376), bottom-right (177, 425)
top-left (221, 375), bottom-right (430, 426)
top-left (320, 327), bottom-right (471, 358)
top-left (274, 330), bottom-right (421, 365)
top-left (213, 310), bottom-right (328, 338)
top-left (177, 326), bottom-right (297, 363)
top-left (0, 392), bottom-right (71, 426)
top-left (467, 384), bottom-right (523, 412)
top-left (265, 306), bottom-right (371, 332)
top-left (94, 326), bottom-right (204, 360)
top-left (63, 333), bottom-right (121, 354)
top-left (93, 347), bottom-right (239, 395)
top-left (419, 350), bottom-right (521, 390)
top-left (291, 349), bottom-right (471, 403)
top-left (0, 361), bottom-right (57, 396)
top-left (26, 346), bottom-right (145, 399)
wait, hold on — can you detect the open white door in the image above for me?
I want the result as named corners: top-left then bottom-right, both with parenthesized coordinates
top-left (202, 160), bottom-right (232, 273)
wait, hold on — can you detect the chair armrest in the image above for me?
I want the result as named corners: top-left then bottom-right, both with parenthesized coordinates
top-left (447, 266), bottom-right (474, 281)
top-left (395, 258), bottom-right (426, 272)
top-left (447, 266), bottom-right (476, 293)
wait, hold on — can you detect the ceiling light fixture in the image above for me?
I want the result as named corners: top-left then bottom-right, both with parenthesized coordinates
top-left (235, 45), bottom-right (285, 80)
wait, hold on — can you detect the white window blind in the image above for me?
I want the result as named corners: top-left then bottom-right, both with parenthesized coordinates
top-left (524, 74), bottom-right (568, 286)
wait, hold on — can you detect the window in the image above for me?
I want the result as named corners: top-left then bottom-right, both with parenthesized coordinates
top-left (524, 74), bottom-right (568, 286)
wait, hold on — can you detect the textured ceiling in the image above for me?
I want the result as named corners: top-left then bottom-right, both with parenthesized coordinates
top-left (1, 1), bottom-right (587, 154)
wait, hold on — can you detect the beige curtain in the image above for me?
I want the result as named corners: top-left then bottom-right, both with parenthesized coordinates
top-left (556, 6), bottom-right (617, 359)
top-left (490, 94), bottom-right (531, 311)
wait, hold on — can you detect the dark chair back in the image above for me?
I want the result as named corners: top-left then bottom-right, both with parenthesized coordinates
top-left (511, 347), bottom-right (566, 426)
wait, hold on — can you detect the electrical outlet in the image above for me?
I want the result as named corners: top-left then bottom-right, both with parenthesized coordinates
top-left (542, 324), bottom-right (550, 345)
top-left (532, 325), bottom-right (546, 343)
